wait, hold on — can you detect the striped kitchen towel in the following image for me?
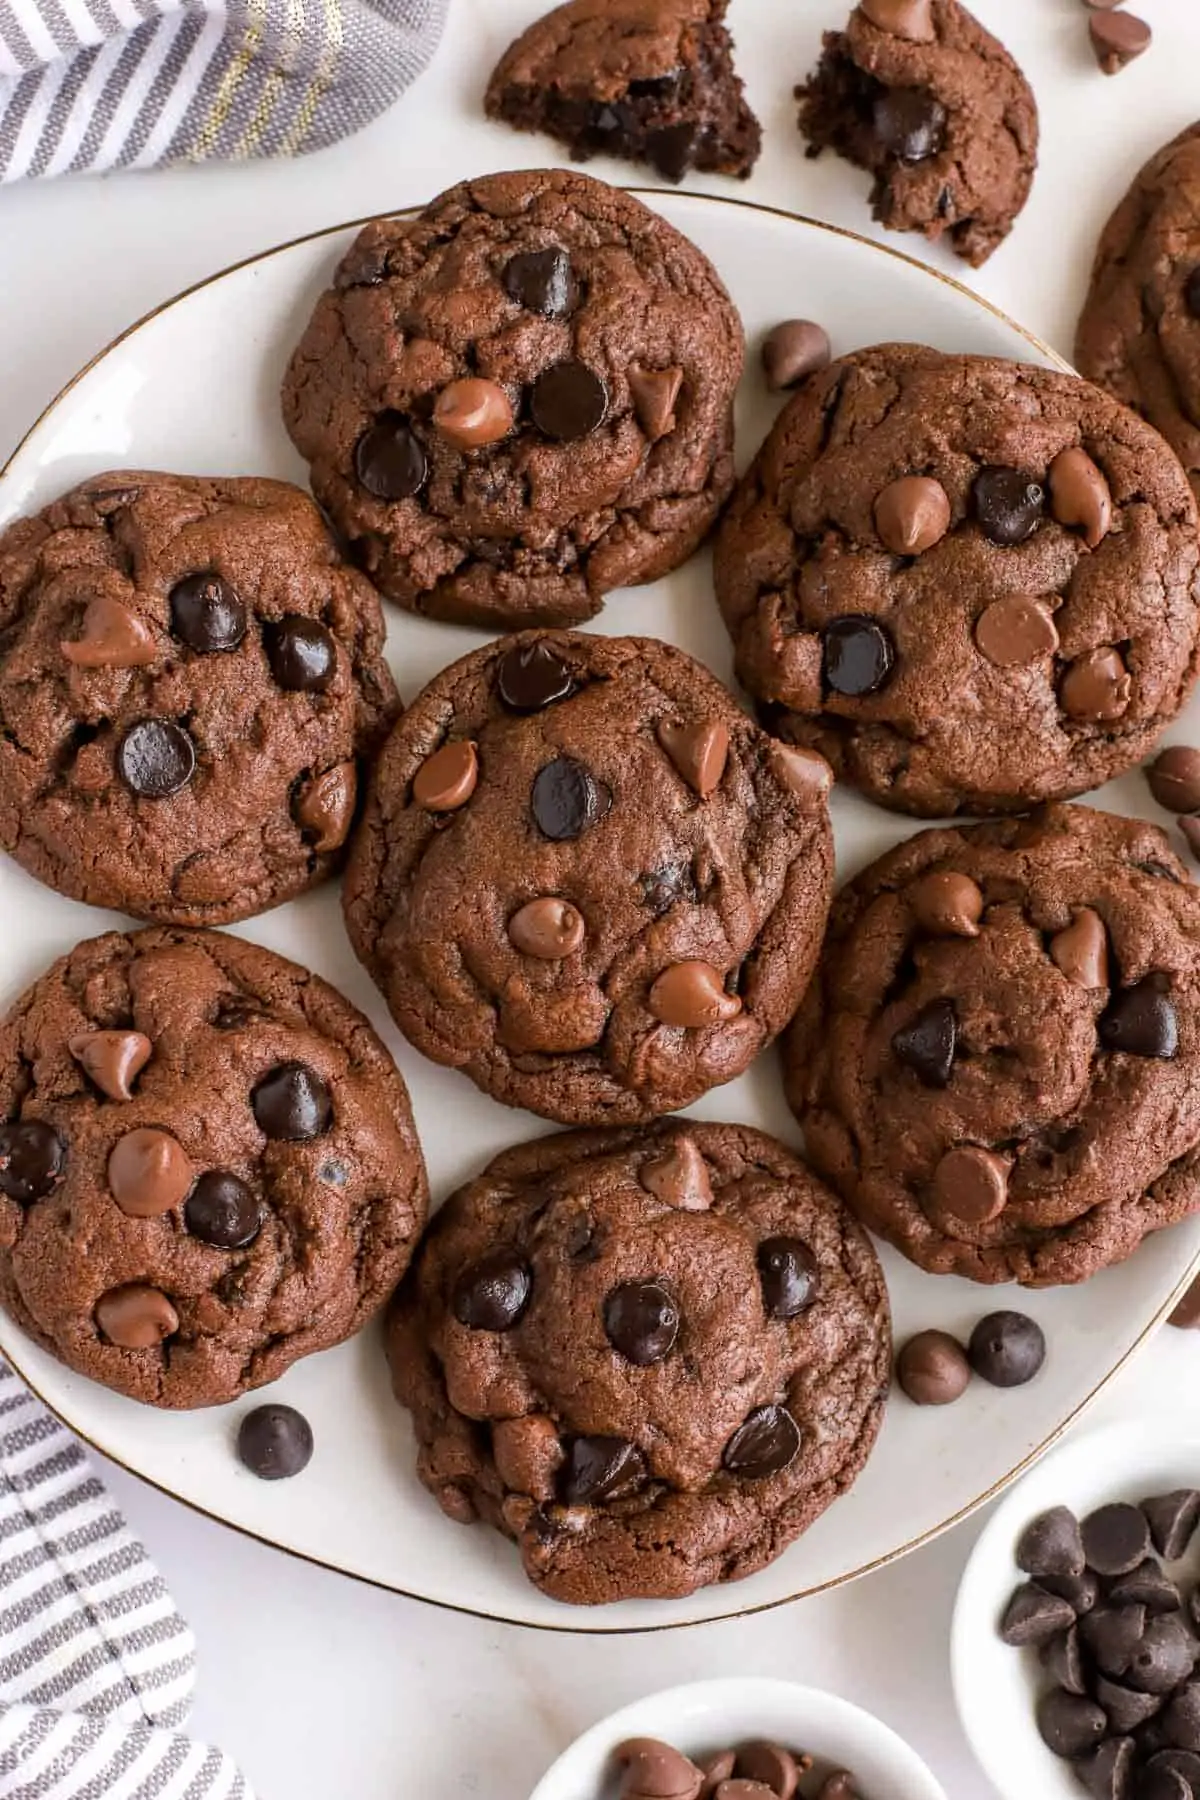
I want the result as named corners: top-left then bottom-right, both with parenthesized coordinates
top-left (0, 0), bottom-right (447, 180)
top-left (0, 1358), bottom-right (254, 1799)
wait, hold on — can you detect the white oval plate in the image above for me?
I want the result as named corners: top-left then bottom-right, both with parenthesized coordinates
top-left (2, 190), bottom-right (1199, 1634)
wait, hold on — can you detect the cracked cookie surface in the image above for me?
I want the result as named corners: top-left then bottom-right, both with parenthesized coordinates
top-left (387, 1120), bottom-right (890, 1605)
top-left (0, 472), bottom-right (398, 924)
top-left (281, 168), bottom-right (743, 629)
top-left (343, 630), bottom-right (834, 1125)
top-left (1076, 123), bottom-right (1200, 506)
top-left (785, 805), bottom-right (1200, 1287)
top-left (0, 928), bottom-right (429, 1408)
top-left (796, 0), bottom-right (1038, 267)
top-left (714, 344), bottom-right (1200, 817)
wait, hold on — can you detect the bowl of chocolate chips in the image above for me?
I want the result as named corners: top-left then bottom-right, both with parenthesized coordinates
top-left (528, 1678), bottom-right (946, 1800)
top-left (954, 1420), bottom-right (1200, 1799)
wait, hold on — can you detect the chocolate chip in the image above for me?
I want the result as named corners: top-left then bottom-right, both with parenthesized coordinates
top-left (968, 1310), bottom-right (1045, 1387)
top-left (1050, 908), bottom-right (1110, 989)
top-left (896, 1329), bottom-right (971, 1405)
top-left (723, 1404), bottom-right (801, 1480)
top-left (929, 1145), bottom-right (1008, 1224)
top-left (892, 997), bottom-right (957, 1087)
top-left (657, 719), bottom-right (729, 798)
top-left (117, 719), bottom-right (196, 797)
top-left (267, 616), bottom-right (335, 693)
top-left (413, 740), bottom-right (479, 812)
top-left (560, 1435), bottom-right (645, 1504)
top-left (1036, 1690), bottom-right (1107, 1758)
top-left (640, 1136), bottom-right (713, 1211)
top-left (1095, 1676), bottom-right (1163, 1735)
top-left (354, 413), bottom-right (427, 499)
top-left (1099, 978), bottom-right (1179, 1060)
top-left (1109, 1560), bottom-right (1182, 1615)
top-left (874, 474), bottom-right (951, 555)
top-left (973, 467), bottom-right (1045, 544)
top-left (1126, 1615), bottom-right (1196, 1694)
top-left (1061, 647), bottom-right (1132, 722)
top-left (531, 756), bottom-right (610, 840)
top-left (700, 1752), bottom-right (737, 1799)
top-left (613, 1739), bottom-right (704, 1800)
top-left (604, 1282), bottom-right (680, 1365)
top-left (530, 361), bottom-right (608, 441)
top-left (1089, 11), bottom-right (1151, 74)
top-left (1143, 1491), bottom-right (1200, 1561)
top-left (68, 1029), bottom-right (152, 1102)
top-left (1187, 270), bottom-right (1200, 322)
top-left (0, 1120), bottom-right (66, 1203)
top-left (873, 86), bottom-right (946, 160)
top-left (1164, 1685), bottom-right (1200, 1752)
top-left (823, 615), bottom-right (895, 696)
top-left (1041, 1625), bottom-right (1088, 1696)
top-left (1076, 1738), bottom-right (1137, 1800)
top-left (169, 573), bottom-right (247, 653)
top-left (295, 761), bottom-right (357, 852)
top-left (734, 1744), bottom-right (801, 1799)
top-left (62, 596), bottom-right (156, 669)
top-left (94, 1283), bottom-right (178, 1349)
top-left (1049, 447), bottom-right (1113, 548)
top-left (761, 320), bottom-right (832, 391)
top-left (757, 1238), bottom-right (819, 1319)
top-left (108, 1127), bottom-right (193, 1218)
top-left (251, 1062), bottom-right (332, 1141)
top-left (185, 1171), bottom-right (262, 1249)
top-left (648, 961), bottom-right (742, 1028)
top-left (1000, 1581), bottom-right (1077, 1646)
top-left (975, 594), bottom-right (1060, 666)
top-left (1148, 748), bottom-right (1200, 815)
top-left (647, 120), bottom-right (698, 182)
top-left (452, 1250), bottom-right (532, 1331)
top-left (1018, 1506), bottom-right (1086, 1581)
top-left (508, 897), bottom-right (586, 960)
top-left (1042, 1567), bottom-right (1101, 1613)
top-left (628, 364), bottom-right (683, 441)
top-left (1149, 1752), bottom-right (1200, 1793)
top-left (1142, 1769), bottom-right (1192, 1800)
top-left (497, 641), bottom-right (575, 712)
top-left (433, 378), bottom-right (514, 451)
top-left (237, 1404), bottom-right (313, 1479)
top-left (910, 870), bottom-right (984, 936)
top-left (1084, 1604), bottom-right (1149, 1675)
top-left (503, 247), bottom-right (575, 317)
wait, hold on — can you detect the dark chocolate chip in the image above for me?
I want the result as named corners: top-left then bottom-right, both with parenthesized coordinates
top-left (1082, 1605), bottom-right (1148, 1677)
top-left (999, 1582), bottom-right (1077, 1646)
top-left (1040, 1625), bottom-right (1087, 1696)
top-left (723, 1404), bottom-right (802, 1480)
top-left (251, 1062), bottom-right (332, 1141)
top-left (1149, 1751), bottom-right (1200, 1793)
top-left (1141, 1767), bottom-right (1193, 1800)
top-left (531, 756), bottom-right (610, 841)
top-left (452, 1250), bottom-right (532, 1332)
top-left (354, 413), bottom-right (427, 499)
top-left (1035, 1690), bottom-right (1107, 1759)
top-left (0, 1120), bottom-right (66, 1204)
top-left (647, 120), bottom-right (698, 182)
top-left (117, 719), bottom-right (196, 798)
top-left (1126, 1615), bottom-right (1197, 1695)
top-left (503, 246), bottom-right (576, 317)
top-left (1017, 1506), bottom-right (1085, 1581)
top-left (1109, 1559), bottom-right (1181, 1615)
top-left (1100, 978), bottom-right (1180, 1060)
top-left (973, 467), bottom-right (1045, 545)
top-left (496, 641), bottom-right (575, 712)
top-left (530, 361), bottom-right (608, 441)
top-left (169, 573), bottom-right (247, 654)
top-left (560, 1435), bottom-right (645, 1504)
top-left (1084, 1504), bottom-right (1153, 1577)
top-left (1096, 1676), bottom-right (1163, 1735)
top-left (823, 614), bottom-right (895, 696)
top-left (968, 1310), bottom-right (1045, 1387)
top-left (872, 86), bottom-right (946, 161)
top-left (1144, 1492), bottom-right (1200, 1561)
top-left (757, 1238), bottom-right (820, 1319)
top-left (1043, 1568), bottom-right (1102, 1613)
top-left (1164, 1685), bottom-right (1200, 1752)
top-left (603, 1281), bottom-right (680, 1365)
top-left (236, 1404), bottom-right (313, 1480)
top-left (267, 616), bottom-right (336, 693)
top-left (892, 997), bottom-right (957, 1087)
top-left (1076, 1737), bottom-right (1137, 1800)
top-left (184, 1171), bottom-right (262, 1249)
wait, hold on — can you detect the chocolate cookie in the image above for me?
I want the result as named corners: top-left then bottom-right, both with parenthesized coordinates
top-left (0, 473), bottom-right (398, 924)
top-left (785, 804), bottom-right (1200, 1287)
top-left (387, 1121), bottom-right (890, 1605)
top-left (281, 169), bottom-right (742, 629)
top-left (343, 631), bottom-right (834, 1125)
top-left (1076, 124), bottom-right (1200, 505)
top-left (0, 928), bottom-right (428, 1407)
top-left (714, 344), bottom-right (1200, 817)
top-left (484, 0), bottom-right (761, 185)
top-left (797, 0), bottom-right (1038, 267)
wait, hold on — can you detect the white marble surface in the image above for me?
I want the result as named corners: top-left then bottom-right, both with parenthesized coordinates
top-left (2, 1), bottom-right (1200, 1795)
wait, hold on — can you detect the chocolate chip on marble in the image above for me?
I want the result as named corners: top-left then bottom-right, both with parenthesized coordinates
top-left (1000, 1582), bottom-right (1078, 1646)
top-left (1148, 747), bottom-right (1200, 815)
top-left (294, 761), bottom-right (358, 852)
top-left (237, 1403), bottom-right (314, 1480)
top-left (910, 870), bottom-right (983, 936)
top-left (892, 997), bottom-right (957, 1087)
top-left (531, 756), bottom-right (610, 840)
top-left (874, 474), bottom-right (951, 556)
top-left (252, 1062), bottom-right (332, 1140)
top-left (1090, 11), bottom-right (1152, 73)
top-left (1017, 1506), bottom-right (1085, 1581)
top-left (657, 719), bottom-right (729, 798)
top-left (185, 1171), bottom-right (262, 1249)
top-left (649, 961), bottom-right (742, 1029)
top-left (823, 615), bottom-right (895, 696)
top-left (508, 897), bottom-right (586, 960)
top-left (1076, 1737), bottom-right (1138, 1800)
top-left (68, 1030), bottom-right (151, 1102)
top-left (1142, 1491), bottom-right (1200, 1561)
top-left (1084, 1504), bottom-right (1153, 1577)
top-left (761, 320), bottom-right (832, 391)
top-left (723, 1404), bottom-right (801, 1480)
top-left (968, 1310), bottom-right (1045, 1387)
top-left (1099, 978), bottom-right (1179, 1060)
top-left (62, 595), bottom-right (156, 668)
top-left (1049, 446), bottom-right (1113, 548)
top-left (117, 718), bottom-right (196, 798)
top-left (873, 87), bottom-right (946, 161)
top-left (1061, 647), bottom-right (1132, 722)
top-left (433, 378), bottom-right (514, 451)
top-left (267, 616), bottom-right (335, 693)
top-left (413, 740), bottom-right (479, 812)
top-left (640, 1136), bottom-right (713, 1211)
top-left (860, 0), bottom-right (935, 39)
top-left (1109, 1559), bottom-right (1181, 1615)
top-left (1041, 1625), bottom-right (1088, 1696)
top-left (1083, 1605), bottom-right (1149, 1676)
top-left (733, 1744), bottom-right (801, 1800)
top-left (354, 413), bottom-right (427, 499)
top-left (973, 467), bottom-right (1045, 545)
top-left (613, 1739), bottom-right (703, 1800)
top-left (930, 1145), bottom-right (1009, 1224)
top-left (975, 594), bottom-right (1060, 666)
top-left (896, 1329), bottom-right (971, 1406)
top-left (169, 573), bottom-right (247, 653)
top-left (1126, 1614), bottom-right (1197, 1694)
top-left (95, 1283), bottom-right (178, 1349)
top-left (0, 1120), bottom-right (66, 1204)
top-left (629, 364), bottom-right (684, 441)
top-left (1036, 1690), bottom-right (1108, 1758)
top-left (561, 1435), bottom-right (646, 1504)
top-left (757, 1238), bottom-right (819, 1319)
top-left (530, 361), bottom-right (608, 441)
top-left (1094, 1676), bottom-right (1163, 1735)
top-left (604, 1282), bottom-right (680, 1366)
top-left (497, 641), bottom-right (575, 712)
top-left (108, 1128), bottom-right (193, 1217)
top-left (503, 246), bottom-right (575, 317)
top-left (1049, 908), bottom-right (1110, 989)
top-left (452, 1249), bottom-right (532, 1332)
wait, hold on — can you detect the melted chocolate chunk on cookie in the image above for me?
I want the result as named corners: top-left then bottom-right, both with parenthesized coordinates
top-left (117, 718), bottom-right (197, 799)
top-left (267, 617), bottom-right (336, 693)
top-left (823, 616), bottom-right (895, 696)
top-left (170, 574), bottom-right (247, 653)
top-left (873, 86), bottom-right (946, 161)
top-left (252, 1061), bottom-right (333, 1141)
top-left (0, 1121), bottom-right (66, 1204)
top-left (603, 1280), bottom-right (680, 1364)
top-left (892, 998), bottom-right (957, 1087)
top-left (185, 1171), bottom-right (263, 1249)
top-left (452, 1250), bottom-right (533, 1331)
top-left (497, 641), bottom-right (576, 713)
top-left (723, 1403), bottom-right (802, 1479)
top-left (354, 414), bottom-right (428, 500)
top-left (503, 246), bottom-right (578, 317)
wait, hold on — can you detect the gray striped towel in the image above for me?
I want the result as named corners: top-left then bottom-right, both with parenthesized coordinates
top-left (0, 1357), bottom-right (254, 1799)
top-left (0, 0), bottom-right (446, 179)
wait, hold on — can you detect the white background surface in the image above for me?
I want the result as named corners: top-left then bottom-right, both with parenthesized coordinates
top-left (3, 0), bottom-right (1200, 1794)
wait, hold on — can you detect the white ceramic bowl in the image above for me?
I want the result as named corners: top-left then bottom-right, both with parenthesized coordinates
top-left (527, 1678), bottom-right (948, 1800)
top-left (952, 1420), bottom-right (1200, 1799)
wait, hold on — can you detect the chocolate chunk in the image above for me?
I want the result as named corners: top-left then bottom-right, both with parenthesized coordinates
top-left (644, 120), bottom-right (698, 182)
top-left (530, 361), bottom-right (608, 441)
top-left (531, 756), bottom-right (610, 840)
top-left (929, 1145), bottom-right (1008, 1224)
top-left (169, 573), bottom-right (247, 653)
top-left (757, 1238), bottom-right (819, 1319)
top-left (973, 467), bottom-right (1045, 544)
top-left (1109, 1560), bottom-right (1182, 1615)
top-left (116, 718), bottom-right (196, 798)
top-left (508, 897), bottom-right (586, 960)
top-left (1076, 1738), bottom-right (1137, 1800)
top-left (62, 595), bottom-right (156, 669)
top-left (734, 1744), bottom-right (800, 1799)
top-left (874, 474), bottom-right (951, 556)
top-left (1017, 1506), bottom-right (1086, 1581)
top-left (1143, 1492), bottom-right (1200, 1561)
top-left (185, 1171), bottom-right (262, 1250)
top-left (294, 762), bottom-right (357, 853)
top-left (1000, 1581), bottom-right (1077, 1646)
top-left (434, 378), bottom-right (514, 451)
top-left (892, 997), bottom-right (957, 1087)
top-left (968, 1311), bottom-right (1045, 1387)
top-left (1090, 11), bottom-right (1152, 74)
top-left (640, 1137), bottom-right (712, 1211)
top-left (452, 1250), bottom-right (533, 1331)
top-left (1041, 1625), bottom-right (1087, 1696)
top-left (604, 1282), bottom-right (680, 1365)
top-left (107, 1128), bottom-right (193, 1218)
top-left (354, 414), bottom-right (427, 499)
top-left (1049, 447), bottom-right (1113, 548)
top-left (896, 1329), bottom-right (971, 1405)
top-left (613, 1739), bottom-right (704, 1800)
top-left (910, 870), bottom-right (983, 937)
top-left (1042, 1568), bottom-right (1102, 1613)
top-left (1082, 1605), bottom-right (1149, 1676)
top-left (1164, 1685), bottom-right (1200, 1752)
top-left (629, 364), bottom-right (683, 441)
top-left (648, 961), bottom-right (742, 1029)
top-left (873, 87), bottom-right (946, 161)
top-left (497, 641), bottom-right (575, 712)
top-left (1147, 748), bottom-right (1200, 815)
top-left (723, 1404), bottom-right (801, 1480)
top-left (975, 594), bottom-right (1059, 666)
top-left (267, 616), bottom-right (336, 693)
top-left (237, 1403), bottom-right (314, 1480)
top-left (657, 719), bottom-right (729, 797)
top-left (823, 615), bottom-right (895, 696)
top-left (413, 740), bottom-right (479, 812)
top-left (1035, 1690), bottom-right (1107, 1758)
top-left (1050, 908), bottom-right (1110, 989)
top-left (94, 1283), bottom-right (178, 1348)
top-left (1126, 1615), bottom-right (1196, 1694)
top-left (561, 1435), bottom-right (645, 1504)
top-left (1083, 1504), bottom-right (1153, 1576)
top-left (0, 1120), bottom-right (66, 1204)
top-left (1061, 647), bottom-right (1132, 722)
top-left (1095, 1676), bottom-right (1163, 1735)
top-left (251, 1062), bottom-right (332, 1141)
top-left (68, 1030), bottom-right (152, 1103)
top-left (762, 320), bottom-right (832, 391)
top-left (503, 247), bottom-right (575, 317)
top-left (1099, 979), bottom-right (1179, 1060)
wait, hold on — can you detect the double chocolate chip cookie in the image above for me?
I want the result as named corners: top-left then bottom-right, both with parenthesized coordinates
top-left (715, 344), bottom-right (1200, 817)
top-left (387, 1121), bottom-right (890, 1605)
top-left (0, 928), bottom-right (428, 1407)
top-left (0, 473), bottom-right (398, 924)
top-left (484, 0), bottom-right (761, 185)
top-left (343, 631), bottom-right (834, 1125)
top-left (786, 805), bottom-right (1200, 1287)
top-left (1077, 123), bottom-right (1200, 504)
top-left (797, 0), bottom-right (1038, 267)
top-left (282, 169), bottom-right (743, 629)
